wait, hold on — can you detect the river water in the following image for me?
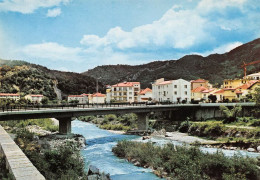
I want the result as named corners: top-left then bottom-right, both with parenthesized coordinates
top-left (72, 120), bottom-right (260, 180)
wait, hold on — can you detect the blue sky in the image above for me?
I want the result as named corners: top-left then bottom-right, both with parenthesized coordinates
top-left (0, 0), bottom-right (259, 72)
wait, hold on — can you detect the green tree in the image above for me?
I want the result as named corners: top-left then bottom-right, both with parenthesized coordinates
top-left (219, 105), bottom-right (242, 123)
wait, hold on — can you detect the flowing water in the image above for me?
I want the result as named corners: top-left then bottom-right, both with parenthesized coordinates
top-left (72, 120), bottom-right (260, 180)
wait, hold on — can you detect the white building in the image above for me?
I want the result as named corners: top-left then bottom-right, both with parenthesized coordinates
top-left (25, 94), bottom-right (43, 103)
top-left (246, 72), bottom-right (260, 80)
top-left (138, 88), bottom-right (152, 102)
top-left (68, 94), bottom-right (89, 103)
top-left (111, 82), bottom-right (140, 103)
top-left (90, 93), bottom-right (106, 104)
top-left (152, 78), bottom-right (191, 103)
top-left (0, 93), bottom-right (20, 101)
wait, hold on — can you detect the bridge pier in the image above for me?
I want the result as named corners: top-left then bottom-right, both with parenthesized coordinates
top-left (136, 113), bottom-right (149, 130)
top-left (57, 117), bottom-right (72, 134)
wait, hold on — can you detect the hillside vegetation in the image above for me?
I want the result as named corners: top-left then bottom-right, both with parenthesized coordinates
top-left (0, 60), bottom-right (103, 100)
top-left (83, 38), bottom-right (260, 88)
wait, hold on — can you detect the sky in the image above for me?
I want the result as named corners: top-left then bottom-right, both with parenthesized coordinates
top-left (0, 0), bottom-right (259, 72)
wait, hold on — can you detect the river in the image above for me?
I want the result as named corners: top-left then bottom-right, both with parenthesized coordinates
top-left (72, 120), bottom-right (260, 180)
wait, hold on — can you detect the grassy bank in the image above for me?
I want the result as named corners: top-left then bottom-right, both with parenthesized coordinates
top-left (0, 119), bottom-right (87, 179)
top-left (113, 140), bottom-right (260, 180)
top-left (178, 118), bottom-right (260, 148)
top-left (14, 129), bottom-right (87, 180)
top-left (0, 157), bottom-right (12, 180)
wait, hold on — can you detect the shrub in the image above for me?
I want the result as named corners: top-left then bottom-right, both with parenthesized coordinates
top-left (104, 114), bottom-right (117, 122)
top-left (113, 141), bottom-right (260, 180)
top-left (219, 105), bottom-right (242, 123)
top-left (178, 121), bottom-right (192, 133)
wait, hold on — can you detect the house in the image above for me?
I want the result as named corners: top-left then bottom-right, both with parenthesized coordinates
top-left (246, 72), bottom-right (260, 80)
top-left (110, 82), bottom-right (141, 103)
top-left (25, 94), bottom-right (43, 103)
top-left (152, 78), bottom-right (191, 103)
top-left (90, 93), bottom-right (106, 104)
top-left (191, 86), bottom-right (208, 101)
top-left (0, 93), bottom-right (20, 101)
top-left (190, 79), bottom-right (212, 90)
top-left (214, 88), bottom-right (242, 102)
top-left (235, 80), bottom-right (258, 98)
top-left (223, 79), bottom-right (250, 89)
top-left (138, 88), bottom-right (152, 102)
top-left (68, 94), bottom-right (89, 104)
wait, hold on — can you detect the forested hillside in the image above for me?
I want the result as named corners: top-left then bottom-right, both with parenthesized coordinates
top-left (83, 38), bottom-right (260, 88)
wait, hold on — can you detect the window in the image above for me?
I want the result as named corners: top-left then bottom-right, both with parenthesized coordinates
top-left (174, 91), bottom-right (177, 95)
top-left (163, 91), bottom-right (166, 96)
top-left (184, 85), bottom-right (187, 88)
top-left (129, 87), bottom-right (132, 90)
top-left (129, 92), bottom-right (132, 95)
top-left (134, 88), bottom-right (139, 91)
top-left (185, 91), bottom-right (187, 95)
top-left (114, 88), bottom-right (116, 91)
top-left (129, 97), bottom-right (132, 99)
top-left (174, 85), bottom-right (177, 88)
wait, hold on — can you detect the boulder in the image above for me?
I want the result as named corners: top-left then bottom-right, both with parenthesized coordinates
top-left (257, 146), bottom-right (260, 152)
top-left (87, 174), bottom-right (98, 180)
top-left (247, 148), bottom-right (256, 152)
top-left (89, 165), bottom-right (99, 174)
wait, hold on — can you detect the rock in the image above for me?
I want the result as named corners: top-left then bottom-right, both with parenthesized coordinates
top-left (134, 161), bottom-right (140, 166)
top-left (235, 132), bottom-right (241, 137)
top-left (247, 148), bottom-right (256, 152)
top-left (89, 165), bottom-right (100, 174)
top-left (87, 174), bottom-right (99, 180)
top-left (142, 136), bottom-right (150, 140)
top-left (230, 147), bottom-right (237, 150)
top-left (257, 146), bottom-right (260, 152)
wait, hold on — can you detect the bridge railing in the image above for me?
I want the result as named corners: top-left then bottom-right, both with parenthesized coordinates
top-left (0, 102), bottom-right (163, 112)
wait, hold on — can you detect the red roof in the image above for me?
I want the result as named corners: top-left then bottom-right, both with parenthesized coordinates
top-left (235, 89), bottom-right (243, 94)
top-left (191, 79), bottom-right (207, 83)
top-left (158, 80), bottom-right (172, 85)
top-left (214, 89), bottom-right (225, 94)
top-left (0, 93), bottom-right (20, 96)
top-left (139, 88), bottom-right (152, 95)
top-left (192, 86), bottom-right (208, 93)
top-left (201, 88), bottom-right (215, 93)
top-left (112, 82), bottom-right (140, 87)
top-left (68, 95), bottom-right (84, 97)
top-left (30, 95), bottom-right (43, 97)
top-left (214, 88), bottom-right (236, 94)
top-left (92, 93), bottom-right (105, 97)
top-left (236, 80), bottom-right (258, 90)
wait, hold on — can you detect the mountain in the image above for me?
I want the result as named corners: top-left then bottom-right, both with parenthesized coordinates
top-left (0, 60), bottom-right (103, 100)
top-left (83, 38), bottom-right (260, 88)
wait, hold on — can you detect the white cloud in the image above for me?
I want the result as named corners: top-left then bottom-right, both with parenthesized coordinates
top-left (81, 7), bottom-right (208, 51)
top-left (0, 0), bottom-right (70, 14)
top-left (197, 0), bottom-right (246, 13)
top-left (197, 42), bottom-right (243, 56)
top-left (21, 42), bottom-right (83, 62)
top-left (46, 8), bottom-right (61, 17)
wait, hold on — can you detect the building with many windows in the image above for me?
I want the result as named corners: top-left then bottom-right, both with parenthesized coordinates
top-left (110, 82), bottom-right (140, 103)
top-left (25, 94), bottom-right (44, 103)
top-left (152, 78), bottom-right (191, 103)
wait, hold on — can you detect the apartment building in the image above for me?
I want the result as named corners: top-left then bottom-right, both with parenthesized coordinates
top-left (111, 82), bottom-right (140, 102)
top-left (246, 72), bottom-right (260, 80)
top-left (190, 79), bottom-right (212, 90)
top-left (152, 78), bottom-right (191, 103)
top-left (223, 79), bottom-right (250, 89)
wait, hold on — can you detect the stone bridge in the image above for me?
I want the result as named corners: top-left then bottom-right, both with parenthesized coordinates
top-left (0, 103), bottom-right (256, 134)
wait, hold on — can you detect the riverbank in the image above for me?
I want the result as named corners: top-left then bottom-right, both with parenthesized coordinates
top-left (112, 140), bottom-right (260, 180)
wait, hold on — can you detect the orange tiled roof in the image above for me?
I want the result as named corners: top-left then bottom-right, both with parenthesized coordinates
top-left (92, 93), bottom-right (105, 97)
top-left (191, 79), bottom-right (207, 83)
top-left (158, 80), bottom-right (172, 85)
top-left (68, 95), bottom-right (84, 97)
top-left (192, 86), bottom-right (208, 93)
top-left (0, 93), bottom-right (20, 96)
top-left (201, 88), bottom-right (215, 93)
top-left (139, 88), bottom-right (152, 95)
top-left (112, 82), bottom-right (140, 87)
top-left (236, 80), bottom-right (258, 90)
top-left (30, 95), bottom-right (43, 97)
top-left (214, 89), bottom-right (225, 94)
top-left (235, 89), bottom-right (243, 94)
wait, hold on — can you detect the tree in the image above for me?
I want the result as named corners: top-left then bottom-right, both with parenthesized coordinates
top-left (41, 97), bottom-right (49, 105)
top-left (219, 105), bottom-right (242, 123)
top-left (208, 94), bottom-right (217, 103)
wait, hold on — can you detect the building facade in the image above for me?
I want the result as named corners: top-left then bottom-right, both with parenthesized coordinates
top-left (68, 94), bottom-right (89, 104)
top-left (190, 79), bottom-right (212, 90)
top-left (25, 94), bottom-right (44, 103)
top-left (0, 93), bottom-right (20, 101)
top-left (152, 78), bottom-right (191, 103)
top-left (111, 82), bottom-right (140, 103)
top-left (138, 88), bottom-right (152, 102)
top-left (246, 72), bottom-right (260, 80)
top-left (90, 93), bottom-right (106, 103)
